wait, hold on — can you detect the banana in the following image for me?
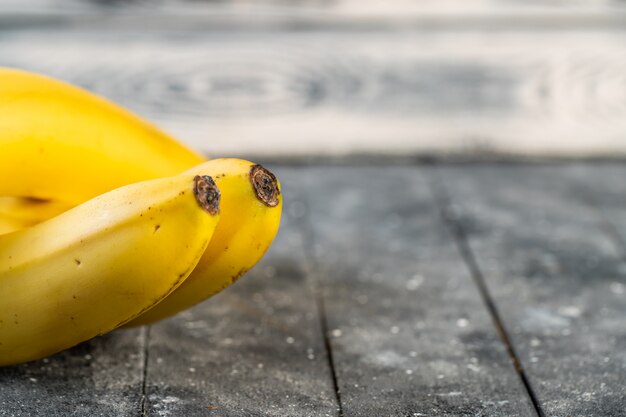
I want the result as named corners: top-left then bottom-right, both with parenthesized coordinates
top-left (0, 216), bottom-right (28, 236)
top-left (0, 196), bottom-right (72, 227)
top-left (0, 67), bottom-right (204, 204)
top-left (0, 174), bottom-right (221, 366)
top-left (125, 158), bottom-right (282, 326)
top-left (0, 197), bottom-right (72, 236)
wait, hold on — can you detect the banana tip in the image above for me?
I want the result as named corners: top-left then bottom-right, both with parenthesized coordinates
top-left (194, 175), bottom-right (220, 215)
top-left (250, 164), bottom-right (280, 207)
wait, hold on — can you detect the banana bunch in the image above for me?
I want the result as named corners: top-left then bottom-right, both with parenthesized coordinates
top-left (0, 68), bottom-right (282, 365)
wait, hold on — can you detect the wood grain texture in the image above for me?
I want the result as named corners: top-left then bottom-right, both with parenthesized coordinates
top-left (0, 328), bottom-right (146, 416)
top-left (301, 166), bottom-right (536, 416)
top-left (437, 165), bottom-right (626, 416)
top-left (1, 22), bottom-right (626, 157)
top-left (142, 167), bottom-right (338, 417)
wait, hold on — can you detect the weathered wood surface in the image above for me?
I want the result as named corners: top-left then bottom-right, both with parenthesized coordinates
top-left (562, 164), bottom-right (626, 253)
top-left (436, 165), bottom-right (626, 416)
top-left (301, 167), bottom-right (536, 416)
top-left (0, 328), bottom-right (146, 416)
top-left (1, 3), bottom-right (626, 158)
top-left (1, 165), bottom-right (625, 415)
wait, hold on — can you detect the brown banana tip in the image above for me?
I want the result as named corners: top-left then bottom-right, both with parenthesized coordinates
top-left (250, 164), bottom-right (280, 207)
top-left (193, 175), bottom-right (220, 215)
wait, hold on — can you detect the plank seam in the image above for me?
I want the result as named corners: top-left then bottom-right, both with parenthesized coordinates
top-left (428, 169), bottom-right (545, 417)
top-left (300, 209), bottom-right (344, 417)
top-left (316, 294), bottom-right (345, 417)
top-left (140, 326), bottom-right (151, 417)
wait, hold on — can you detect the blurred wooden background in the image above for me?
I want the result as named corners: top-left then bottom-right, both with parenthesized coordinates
top-left (1, 0), bottom-right (626, 158)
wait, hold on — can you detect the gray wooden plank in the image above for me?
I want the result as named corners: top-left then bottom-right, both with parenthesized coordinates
top-left (143, 166), bottom-right (338, 417)
top-left (301, 167), bottom-right (535, 416)
top-left (559, 163), bottom-right (626, 254)
top-left (2, 29), bottom-right (625, 158)
top-left (437, 164), bottom-right (626, 416)
top-left (0, 328), bottom-right (146, 416)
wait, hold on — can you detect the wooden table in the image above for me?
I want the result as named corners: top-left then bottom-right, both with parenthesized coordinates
top-left (1, 163), bottom-right (625, 416)
top-left (2, 2), bottom-right (626, 415)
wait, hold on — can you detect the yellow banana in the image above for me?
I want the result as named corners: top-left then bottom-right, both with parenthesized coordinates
top-left (0, 67), bottom-right (204, 204)
top-left (0, 197), bottom-right (72, 235)
top-left (126, 158), bottom-right (282, 326)
top-left (0, 196), bottom-right (72, 227)
top-left (0, 216), bottom-right (28, 236)
top-left (0, 174), bottom-right (221, 366)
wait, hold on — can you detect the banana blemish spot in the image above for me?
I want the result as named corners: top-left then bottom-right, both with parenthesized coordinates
top-left (74, 259), bottom-right (81, 266)
top-left (231, 268), bottom-right (247, 284)
top-left (193, 175), bottom-right (220, 215)
top-left (250, 164), bottom-right (280, 207)
top-left (154, 224), bottom-right (160, 233)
